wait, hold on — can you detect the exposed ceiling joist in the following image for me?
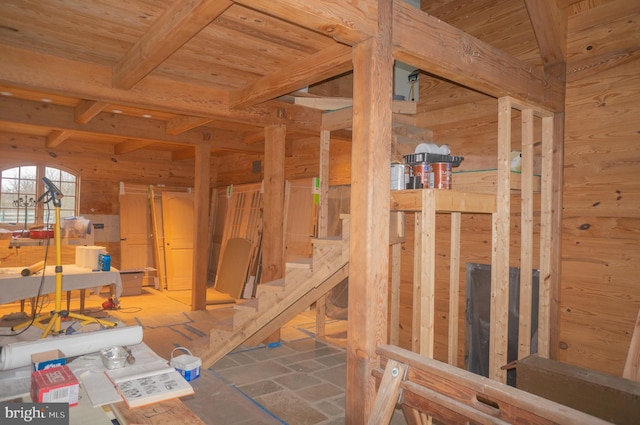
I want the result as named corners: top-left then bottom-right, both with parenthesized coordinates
top-left (230, 43), bottom-right (353, 109)
top-left (75, 100), bottom-right (109, 124)
top-left (113, 0), bottom-right (233, 89)
top-left (232, 0), bottom-right (376, 45)
top-left (0, 96), bottom-right (264, 154)
top-left (46, 130), bottom-right (72, 148)
top-left (0, 45), bottom-right (322, 133)
top-left (166, 116), bottom-right (213, 136)
top-left (524, 0), bottom-right (567, 68)
top-left (392, 2), bottom-right (565, 112)
top-left (114, 139), bottom-right (155, 155)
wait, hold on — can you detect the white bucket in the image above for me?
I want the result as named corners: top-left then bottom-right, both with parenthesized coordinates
top-left (170, 347), bottom-right (201, 381)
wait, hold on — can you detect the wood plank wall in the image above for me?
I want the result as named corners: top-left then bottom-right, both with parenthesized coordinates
top-left (558, 1), bottom-right (640, 375)
top-left (0, 0), bottom-right (637, 379)
top-left (0, 134), bottom-right (196, 269)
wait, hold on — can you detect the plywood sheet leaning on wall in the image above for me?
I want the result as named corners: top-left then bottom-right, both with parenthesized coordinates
top-left (214, 237), bottom-right (253, 299)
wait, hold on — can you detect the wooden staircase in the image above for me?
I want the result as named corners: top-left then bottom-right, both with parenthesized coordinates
top-left (194, 216), bottom-right (350, 369)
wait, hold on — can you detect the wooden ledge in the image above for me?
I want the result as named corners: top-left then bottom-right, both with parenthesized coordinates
top-left (390, 189), bottom-right (496, 214)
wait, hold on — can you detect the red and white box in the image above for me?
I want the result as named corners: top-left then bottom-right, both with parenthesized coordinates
top-left (31, 365), bottom-right (79, 406)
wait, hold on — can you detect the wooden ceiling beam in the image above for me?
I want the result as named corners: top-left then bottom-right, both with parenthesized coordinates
top-left (75, 100), bottom-right (109, 124)
top-left (0, 45), bottom-right (322, 132)
top-left (0, 96), bottom-right (263, 154)
top-left (172, 147), bottom-right (196, 161)
top-left (232, 0), bottom-right (376, 45)
top-left (392, 1), bottom-right (565, 112)
top-left (113, 0), bottom-right (233, 89)
top-left (114, 139), bottom-right (155, 155)
top-left (230, 43), bottom-right (353, 109)
top-left (523, 0), bottom-right (567, 68)
top-left (166, 116), bottom-right (213, 136)
top-left (46, 129), bottom-right (72, 148)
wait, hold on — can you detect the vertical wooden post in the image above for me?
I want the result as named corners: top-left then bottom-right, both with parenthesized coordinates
top-left (490, 98), bottom-right (511, 383)
top-left (262, 124), bottom-right (286, 343)
top-left (412, 213), bottom-right (421, 353)
top-left (548, 111), bottom-right (564, 360)
top-left (346, 0), bottom-right (393, 421)
top-left (419, 190), bottom-right (436, 358)
top-left (519, 108), bottom-right (534, 359)
top-left (191, 141), bottom-right (211, 311)
top-left (390, 242), bottom-right (402, 346)
top-left (539, 114), bottom-right (555, 358)
top-left (316, 130), bottom-right (331, 338)
top-left (448, 212), bottom-right (461, 366)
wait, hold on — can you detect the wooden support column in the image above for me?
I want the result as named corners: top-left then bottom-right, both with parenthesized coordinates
top-left (418, 190), bottom-right (437, 358)
top-left (389, 242), bottom-right (402, 347)
top-left (262, 124), bottom-right (286, 342)
top-left (448, 212), bottom-right (461, 366)
top-left (548, 111), bottom-right (564, 360)
top-left (191, 141), bottom-right (211, 310)
top-left (346, 0), bottom-right (393, 422)
top-left (518, 108), bottom-right (535, 359)
top-left (316, 129), bottom-right (331, 337)
top-left (539, 114), bottom-right (555, 358)
top-left (411, 213), bottom-right (421, 353)
top-left (489, 98), bottom-right (512, 383)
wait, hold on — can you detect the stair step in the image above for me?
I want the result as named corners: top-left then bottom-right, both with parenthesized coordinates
top-left (257, 278), bottom-right (286, 291)
top-left (312, 236), bottom-right (343, 245)
top-left (234, 298), bottom-right (259, 312)
top-left (286, 257), bottom-right (312, 269)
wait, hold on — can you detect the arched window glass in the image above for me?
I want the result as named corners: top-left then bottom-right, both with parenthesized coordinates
top-left (0, 165), bottom-right (79, 229)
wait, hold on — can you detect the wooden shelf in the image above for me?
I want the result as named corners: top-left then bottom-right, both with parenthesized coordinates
top-left (390, 189), bottom-right (496, 214)
top-left (452, 170), bottom-right (541, 193)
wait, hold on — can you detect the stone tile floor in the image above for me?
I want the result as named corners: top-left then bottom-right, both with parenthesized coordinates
top-left (206, 312), bottom-right (406, 425)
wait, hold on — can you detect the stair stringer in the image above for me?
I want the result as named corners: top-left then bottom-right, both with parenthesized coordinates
top-left (196, 237), bottom-right (349, 369)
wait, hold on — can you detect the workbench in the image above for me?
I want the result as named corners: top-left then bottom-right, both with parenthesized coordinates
top-left (0, 265), bottom-right (123, 313)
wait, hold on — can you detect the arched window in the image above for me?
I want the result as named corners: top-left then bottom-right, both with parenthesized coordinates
top-left (0, 165), bottom-right (79, 230)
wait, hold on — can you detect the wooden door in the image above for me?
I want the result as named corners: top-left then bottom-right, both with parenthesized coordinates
top-left (161, 191), bottom-right (194, 291)
top-left (119, 184), bottom-right (154, 271)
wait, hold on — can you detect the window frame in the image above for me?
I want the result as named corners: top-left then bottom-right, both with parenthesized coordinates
top-left (0, 163), bottom-right (80, 229)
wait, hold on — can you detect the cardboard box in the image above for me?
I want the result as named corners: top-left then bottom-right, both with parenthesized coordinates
top-left (120, 271), bottom-right (143, 296)
top-left (31, 365), bottom-right (79, 406)
top-left (32, 349), bottom-right (66, 371)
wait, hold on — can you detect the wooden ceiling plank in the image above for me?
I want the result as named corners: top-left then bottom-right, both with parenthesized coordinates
top-left (523, 0), bottom-right (567, 67)
top-left (0, 45), bottom-right (322, 132)
top-left (113, 0), bottom-right (234, 89)
top-left (166, 116), bottom-right (213, 136)
top-left (75, 100), bottom-right (109, 124)
top-left (232, 0), bottom-right (377, 44)
top-left (46, 129), bottom-right (72, 148)
top-left (114, 139), bottom-right (155, 155)
top-left (230, 43), bottom-right (353, 109)
top-left (392, 2), bottom-right (565, 112)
